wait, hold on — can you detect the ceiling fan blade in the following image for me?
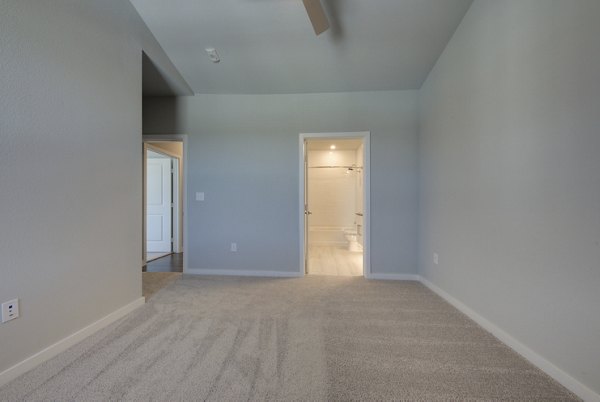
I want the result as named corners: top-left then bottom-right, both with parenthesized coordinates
top-left (302, 0), bottom-right (330, 36)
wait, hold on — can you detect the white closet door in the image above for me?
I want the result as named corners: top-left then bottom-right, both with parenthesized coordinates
top-left (146, 158), bottom-right (172, 252)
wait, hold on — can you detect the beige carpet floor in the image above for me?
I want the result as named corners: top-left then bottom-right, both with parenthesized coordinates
top-left (0, 276), bottom-right (578, 401)
top-left (142, 272), bottom-right (182, 300)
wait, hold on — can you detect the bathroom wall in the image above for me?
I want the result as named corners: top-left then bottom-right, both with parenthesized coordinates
top-left (307, 150), bottom-right (357, 239)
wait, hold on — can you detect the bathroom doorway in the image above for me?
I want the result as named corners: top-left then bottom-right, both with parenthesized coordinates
top-left (299, 132), bottom-right (370, 277)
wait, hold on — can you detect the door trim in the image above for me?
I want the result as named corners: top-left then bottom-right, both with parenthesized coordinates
top-left (142, 135), bottom-right (188, 273)
top-left (298, 132), bottom-right (371, 277)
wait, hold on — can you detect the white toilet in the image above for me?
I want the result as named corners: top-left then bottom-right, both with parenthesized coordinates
top-left (344, 226), bottom-right (362, 252)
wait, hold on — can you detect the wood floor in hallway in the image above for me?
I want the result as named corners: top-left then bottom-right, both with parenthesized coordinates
top-left (307, 245), bottom-right (363, 276)
top-left (143, 253), bottom-right (183, 273)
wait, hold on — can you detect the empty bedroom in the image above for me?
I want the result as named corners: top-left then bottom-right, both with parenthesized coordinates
top-left (0, 0), bottom-right (598, 401)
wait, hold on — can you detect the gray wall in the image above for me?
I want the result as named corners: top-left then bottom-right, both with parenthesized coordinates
top-left (144, 91), bottom-right (419, 275)
top-left (419, 0), bottom-right (600, 395)
top-left (0, 0), bottom-right (187, 375)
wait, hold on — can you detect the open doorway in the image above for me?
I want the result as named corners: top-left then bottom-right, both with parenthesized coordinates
top-left (142, 136), bottom-right (187, 274)
top-left (299, 132), bottom-right (371, 277)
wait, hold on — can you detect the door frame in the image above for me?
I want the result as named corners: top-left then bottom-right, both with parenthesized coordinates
top-left (142, 135), bottom-right (188, 272)
top-left (298, 132), bottom-right (371, 277)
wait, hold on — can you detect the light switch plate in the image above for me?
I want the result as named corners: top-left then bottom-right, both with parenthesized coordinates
top-left (196, 192), bottom-right (205, 201)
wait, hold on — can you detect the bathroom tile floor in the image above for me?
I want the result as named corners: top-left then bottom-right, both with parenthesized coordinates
top-left (307, 245), bottom-right (363, 276)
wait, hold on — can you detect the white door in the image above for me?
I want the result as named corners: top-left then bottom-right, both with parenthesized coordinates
top-left (146, 155), bottom-right (172, 253)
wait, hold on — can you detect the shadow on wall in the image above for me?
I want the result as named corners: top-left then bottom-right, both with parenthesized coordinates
top-left (142, 96), bottom-right (181, 134)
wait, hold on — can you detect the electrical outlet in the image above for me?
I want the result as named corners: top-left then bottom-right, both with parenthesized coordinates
top-left (2, 299), bottom-right (19, 323)
top-left (433, 253), bottom-right (439, 265)
top-left (230, 242), bottom-right (237, 252)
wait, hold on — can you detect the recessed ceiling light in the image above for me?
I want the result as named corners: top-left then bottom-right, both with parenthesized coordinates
top-left (205, 47), bottom-right (220, 63)
top-left (330, 145), bottom-right (336, 150)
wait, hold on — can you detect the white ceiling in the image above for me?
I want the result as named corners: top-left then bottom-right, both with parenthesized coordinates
top-left (132, 0), bottom-right (473, 94)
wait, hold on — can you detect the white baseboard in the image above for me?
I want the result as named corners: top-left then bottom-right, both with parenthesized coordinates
top-left (187, 269), bottom-right (419, 281)
top-left (0, 297), bottom-right (145, 388)
top-left (419, 276), bottom-right (599, 402)
top-left (367, 273), bottom-right (420, 281)
top-left (185, 268), bottom-right (302, 278)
